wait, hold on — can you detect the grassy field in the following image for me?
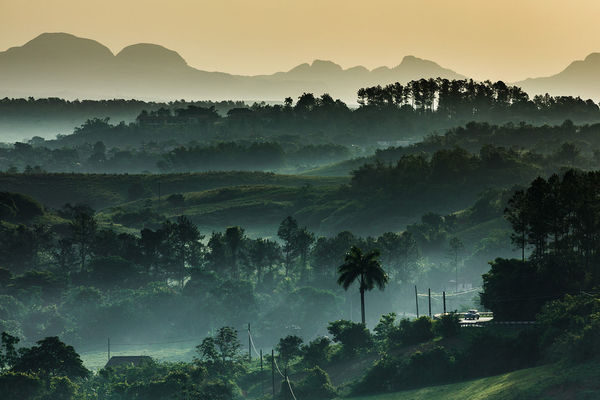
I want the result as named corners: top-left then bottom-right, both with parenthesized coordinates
top-left (346, 361), bottom-right (600, 400)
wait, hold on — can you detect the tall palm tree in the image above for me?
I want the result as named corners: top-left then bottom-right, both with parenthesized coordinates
top-left (337, 246), bottom-right (388, 325)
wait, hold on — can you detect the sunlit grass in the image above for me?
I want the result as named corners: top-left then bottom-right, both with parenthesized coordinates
top-left (345, 361), bottom-right (600, 400)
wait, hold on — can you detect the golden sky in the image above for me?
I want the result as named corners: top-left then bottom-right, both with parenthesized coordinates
top-left (1, 0), bottom-right (599, 81)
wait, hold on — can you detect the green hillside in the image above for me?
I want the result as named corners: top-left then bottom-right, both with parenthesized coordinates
top-left (0, 172), bottom-right (347, 210)
top-left (347, 361), bottom-right (600, 400)
top-left (98, 183), bottom-right (411, 237)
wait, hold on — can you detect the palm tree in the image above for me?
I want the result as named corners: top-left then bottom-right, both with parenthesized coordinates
top-left (337, 246), bottom-right (388, 325)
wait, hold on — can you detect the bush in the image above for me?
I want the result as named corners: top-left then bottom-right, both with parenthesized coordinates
top-left (301, 337), bottom-right (331, 367)
top-left (0, 371), bottom-right (43, 400)
top-left (454, 330), bottom-right (539, 378)
top-left (327, 320), bottom-right (372, 356)
top-left (391, 316), bottom-right (434, 346)
top-left (292, 366), bottom-right (336, 400)
top-left (434, 312), bottom-right (460, 338)
top-left (535, 294), bottom-right (600, 361)
top-left (404, 346), bottom-right (454, 387)
top-left (353, 355), bottom-right (404, 394)
top-left (354, 346), bottom-right (454, 394)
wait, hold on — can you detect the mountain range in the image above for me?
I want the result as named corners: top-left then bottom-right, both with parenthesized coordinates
top-left (0, 33), bottom-right (464, 103)
top-left (1, 33), bottom-right (599, 103)
top-left (516, 53), bottom-right (600, 100)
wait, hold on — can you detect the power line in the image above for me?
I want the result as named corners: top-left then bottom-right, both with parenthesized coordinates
top-left (248, 330), bottom-right (261, 358)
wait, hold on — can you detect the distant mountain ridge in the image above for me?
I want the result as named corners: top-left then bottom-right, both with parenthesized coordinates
top-left (517, 53), bottom-right (600, 100)
top-left (0, 33), bottom-right (465, 102)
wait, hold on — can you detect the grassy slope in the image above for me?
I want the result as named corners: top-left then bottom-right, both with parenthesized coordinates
top-left (98, 183), bottom-right (420, 237)
top-left (347, 361), bottom-right (600, 400)
top-left (301, 157), bottom-right (372, 177)
top-left (0, 172), bottom-right (347, 210)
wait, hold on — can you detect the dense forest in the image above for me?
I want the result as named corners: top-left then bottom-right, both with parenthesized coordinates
top-left (2, 79), bottom-right (600, 175)
top-left (1, 80), bottom-right (600, 399)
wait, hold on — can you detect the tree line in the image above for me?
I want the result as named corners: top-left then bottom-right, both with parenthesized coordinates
top-left (9, 79), bottom-right (598, 151)
top-left (482, 169), bottom-right (600, 320)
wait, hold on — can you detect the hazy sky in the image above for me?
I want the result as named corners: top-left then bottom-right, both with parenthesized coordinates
top-left (1, 0), bottom-right (599, 81)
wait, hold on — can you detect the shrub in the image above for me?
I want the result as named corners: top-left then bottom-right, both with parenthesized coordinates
top-left (434, 312), bottom-right (460, 338)
top-left (0, 371), bottom-right (43, 400)
top-left (353, 355), bottom-right (404, 394)
top-left (301, 337), bottom-right (331, 367)
top-left (292, 366), bottom-right (336, 400)
top-left (327, 320), bottom-right (372, 355)
top-left (391, 316), bottom-right (434, 346)
top-left (404, 346), bottom-right (454, 387)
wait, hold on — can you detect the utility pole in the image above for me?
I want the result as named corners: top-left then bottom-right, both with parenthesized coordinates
top-left (284, 365), bottom-right (288, 400)
top-left (248, 323), bottom-right (251, 362)
top-left (260, 349), bottom-right (263, 395)
top-left (271, 349), bottom-right (275, 399)
top-left (456, 264), bottom-right (458, 293)
top-left (107, 337), bottom-right (110, 362)
top-left (443, 291), bottom-right (447, 314)
top-left (414, 285), bottom-right (419, 318)
top-left (428, 288), bottom-right (431, 317)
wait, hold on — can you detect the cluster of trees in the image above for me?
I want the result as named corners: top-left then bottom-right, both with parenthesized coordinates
top-left (7, 80), bottom-right (598, 153)
top-left (357, 291), bottom-right (600, 395)
top-left (0, 139), bottom-right (352, 174)
top-left (158, 142), bottom-right (350, 173)
top-left (481, 170), bottom-right (600, 320)
top-left (0, 334), bottom-right (89, 400)
top-left (0, 202), bottom-right (431, 346)
top-left (376, 120), bottom-right (600, 163)
top-left (0, 98), bottom-right (245, 132)
top-left (357, 79), bottom-right (600, 122)
top-left (348, 145), bottom-right (542, 220)
top-left (2, 289), bottom-right (597, 399)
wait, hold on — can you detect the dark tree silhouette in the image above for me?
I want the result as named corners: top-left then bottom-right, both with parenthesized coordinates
top-left (225, 226), bottom-right (245, 279)
top-left (165, 216), bottom-right (203, 290)
top-left (337, 246), bottom-right (388, 325)
top-left (12, 336), bottom-right (88, 385)
top-left (69, 211), bottom-right (97, 273)
top-left (278, 216), bottom-right (299, 276)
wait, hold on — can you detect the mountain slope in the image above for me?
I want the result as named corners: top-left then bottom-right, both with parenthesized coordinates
top-left (0, 33), bottom-right (464, 102)
top-left (517, 53), bottom-right (600, 100)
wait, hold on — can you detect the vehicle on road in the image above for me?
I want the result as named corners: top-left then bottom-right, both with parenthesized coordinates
top-left (464, 309), bottom-right (480, 320)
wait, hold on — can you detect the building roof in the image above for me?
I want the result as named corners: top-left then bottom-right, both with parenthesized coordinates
top-left (105, 356), bottom-right (153, 368)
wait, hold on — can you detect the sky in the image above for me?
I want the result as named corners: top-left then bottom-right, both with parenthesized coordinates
top-left (1, 0), bottom-right (599, 82)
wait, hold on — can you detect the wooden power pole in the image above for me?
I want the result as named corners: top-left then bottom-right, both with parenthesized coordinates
top-left (443, 291), bottom-right (447, 314)
top-left (428, 288), bottom-right (432, 317)
top-left (415, 285), bottom-right (419, 318)
top-left (271, 349), bottom-right (275, 399)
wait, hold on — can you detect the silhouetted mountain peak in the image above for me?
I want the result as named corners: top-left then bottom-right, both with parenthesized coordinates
top-left (7, 32), bottom-right (114, 61)
top-left (397, 55), bottom-right (441, 69)
top-left (584, 52), bottom-right (600, 63)
top-left (310, 59), bottom-right (343, 72)
top-left (287, 60), bottom-right (343, 75)
top-left (287, 62), bottom-right (311, 73)
top-left (116, 43), bottom-right (188, 69)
